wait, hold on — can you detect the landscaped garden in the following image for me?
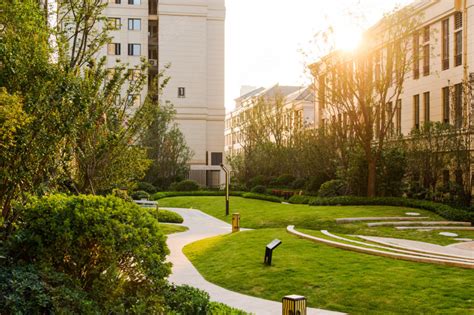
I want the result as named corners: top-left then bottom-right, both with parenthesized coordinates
top-left (160, 196), bottom-right (474, 314)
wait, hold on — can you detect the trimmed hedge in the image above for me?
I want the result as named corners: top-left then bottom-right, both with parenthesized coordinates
top-left (288, 195), bottom-right (311, 204)
top-left (241, 193), bottom-right (282, 203)
top-left (208, 302), bottom-right (251, 315)
top-left (152, 191), bottom-right (245, 200)
top-left (150, 209), bottom-right (184, 224)
top-left (251, 185), bottom-right (266, 194)
top-left (169, 180), bottom-right (200, 192)
top-left (308, 196), bottom-right (474, 223)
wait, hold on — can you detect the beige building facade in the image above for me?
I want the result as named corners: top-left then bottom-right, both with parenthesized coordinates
top-left (103, 0), bottom-right (226, 187)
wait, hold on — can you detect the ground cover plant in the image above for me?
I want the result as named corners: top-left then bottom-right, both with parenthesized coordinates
top-left (184, 228), bottom-right (474, 314)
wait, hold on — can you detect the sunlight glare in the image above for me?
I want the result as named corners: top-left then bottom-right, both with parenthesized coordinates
top-left (334, 26), bottom-right (362, 51)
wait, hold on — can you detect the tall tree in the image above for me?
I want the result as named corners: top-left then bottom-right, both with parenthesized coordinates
top-left (312, 7), bottom-right (420, 196)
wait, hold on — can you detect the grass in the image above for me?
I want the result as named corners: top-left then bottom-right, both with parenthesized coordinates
top-left (159, 223), bottom-right (188, 235)
top-left (184, 229), bottom-right (474, 314)
top-left (158, 196), bottom-right (473, 244)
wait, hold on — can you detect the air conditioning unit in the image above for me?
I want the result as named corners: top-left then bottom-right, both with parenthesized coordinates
top-left (149, 59), bottom-right (158, 66)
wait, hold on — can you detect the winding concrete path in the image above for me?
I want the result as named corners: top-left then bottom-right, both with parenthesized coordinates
top-left (164, 207), bottom-right (343, 315)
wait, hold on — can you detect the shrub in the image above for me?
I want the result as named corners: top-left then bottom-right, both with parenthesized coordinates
top-left (131, 190), bottom-right (150, 200)
top-left (308, 196), bottom-right (474, 223)
top-left (152, 191), bottom-right (245, 200)
top-left (242, 192), bottom-right (281, 203)
top-left (136, 182), bottom-right (157, 194)
top-left (208, 302), bottom-right (251, 315)
top-left (288, 194), bottom-right (311, 204)
top-left (305, 176), bottom-right (328, 194)
top-left (111, 188), bottom-right (132, 202)
top-left (318, 180), bottom-right (349, 197)
top-left (5, 194), bottom-right (170, 313)
top-left (251, 185), bottom-right (267, 194)
top-left (248, 175), bottom-right (266, 188)
top-left (169, 179), bottom-right (200, 192)
top-left (151, 209), bottom-right (184, 224)
top-left (164, 284), bottom-right (209, 315)
top-left (276, 174), bottom-right (296, 187)
top-left (291, 178), bottom-right (307, 189)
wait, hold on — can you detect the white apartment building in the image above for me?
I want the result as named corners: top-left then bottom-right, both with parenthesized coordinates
top-left (103, 0), bottom-right (226, 187)
top-left (313, 0), bottom-right (474, 136)
top-left (225, 84), bottom-right (315, 158)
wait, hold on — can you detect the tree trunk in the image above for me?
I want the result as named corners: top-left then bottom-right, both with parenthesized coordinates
top-left (367, 158), bottom-right (377, 197)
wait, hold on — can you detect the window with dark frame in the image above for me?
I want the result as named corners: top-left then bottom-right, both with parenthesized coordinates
top-left (396, 100), bottom-right (402, 135)
top-left (423, 25), bottom-right (430, 42)
top-left (413, 32), bottom-right (420, 79)
top-left (413, 94), bottom-right (420, 130)
top-left (128, 18), bottom-right (141, 31)
top-left (423, 92), bottom-right (430, 124)
top-left (423, 44), bottom-right (430, 76)
top-left (442, 18), bottom-right (449, 70)
top-left (107, 17), bottom-right (121, 30)
top-left (454, 83), bottom-right (463, 129)
top-left (127, 43), bottom-right (141, 56)
top-left (442, 86), bottom-right (450, 124)
top-left (210, 152), bottom-right (223, 166)
top-left (443, 170), bottom-right (450, 188)
top-left (178, 87), bottom-right (186, 98)
top-left (128, 0), bottom-right (140, 4)
top-left (107, 43), bottom-right (121, 55)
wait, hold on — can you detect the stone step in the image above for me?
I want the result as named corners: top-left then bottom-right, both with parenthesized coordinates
top-left (396, 226), bottom-right (474, 231)
top-left (336, 217), bottom-right (429, 224)
top-left (368, 221), bottom-right (472, 227)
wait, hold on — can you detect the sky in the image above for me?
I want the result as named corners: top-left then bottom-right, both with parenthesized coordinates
top-left (224, 0), bottom-right (414, 110)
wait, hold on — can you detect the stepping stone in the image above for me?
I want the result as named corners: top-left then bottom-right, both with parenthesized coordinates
top-left (396, 226), bottom-right (474, 231)
top-left (367, 221), bottom-right (472, 227)
top-left (406, 212), bottom-right (420, 216)
top-left (337, 217), bottom-right (428, 224)
top-left (439, 232), bottom-right (459, 237)
top-left (454, 238), bottom-right (473, 242)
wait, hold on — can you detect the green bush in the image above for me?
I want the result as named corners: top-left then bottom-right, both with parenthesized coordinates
top-left (169, 179), bottom-right (200, 192)
top-left (305, 176), bottom-right (329, 194)
top-left (164, 284), bottom-right (209, 315)
top-left (208, 302), bottom-right (251, 315)
top-left (248, 175), bottom-right (266, 188)
top-left (111, 188), bottom-right (132, 202)
top-left (288, 194), bottom-right (311, 204)
top-left (136, 181), bottom-right (157, 194)
top-left (291, 178), bottom-right (307, 189)
top-left (152, 191), bottom-right (245, 200)
top-left (318, 180), bottom-right (349, 197)
top-left (5, 194), bottom-right (170, 313)
top-left (308, 196), bottom-right (474, 223)
top-left (131, 190), bottom-right (150, 200)
top-left (276, 174), bottom-right (296, 187)
top-left (151, 209), bottom-right (184, 223)
top-left (242, 192), bottom-right (282, 203)
top-left (251, 185), bottom-right (267, 194)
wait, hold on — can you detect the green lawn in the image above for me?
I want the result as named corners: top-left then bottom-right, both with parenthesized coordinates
top-left (184, 229), bottom-right (474, 314)
top-left (158, 197), bottom-right (471, 244)
top-left (159, 223), bottom-right (188, 235)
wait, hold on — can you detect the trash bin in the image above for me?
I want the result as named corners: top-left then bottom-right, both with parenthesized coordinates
top-left (282, 295), bottom-right (306, 315)
top-left (232, 213), bottom-right (240, 233)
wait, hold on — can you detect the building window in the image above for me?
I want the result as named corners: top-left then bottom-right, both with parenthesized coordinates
top-left (127, 94), bottom-right (141, 107)
top-left (210, 152), bottom-right (223, 166)
top-left (128, 18), bottom-right (141, 31)
top-left (178, 87), bottom-right (186, 98)
top-left (413, 95), bottom-right (420, 130)
top-left (128, 69), bottom-right (141, 81)
top-left (107, 17), bottom-right (121, 30)
top-left (442, 18), bottom-right (449, 70)
top-left (454, 83), bottom-right (463, 129)
top-left (454, 12), bottom-right (463, 29)
top-left (423, 25), bottom-right (430, 42)
top-left (442, 87), bottom-right (450, 124)
top-left (423, 44), bottom-right (430, 76)
top-left (423, 92), bottom-right (430, 124)
top-left (109, 0), bottom-right (121, 3)
top-left (107, 43), bottom-right (121, 55)
top-left (127, 43), bottom-right (141, 56)
top-left (128, 0), bottom-right (140, 4)
top-left (396, 100), bottom-right (402, 135)
top-left (413, 32), bottom-right (419, 79)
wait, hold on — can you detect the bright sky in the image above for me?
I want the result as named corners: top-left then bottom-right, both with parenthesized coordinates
top-left (224, 0), bottom-right (414, 110)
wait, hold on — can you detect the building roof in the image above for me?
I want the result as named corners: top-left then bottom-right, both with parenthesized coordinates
top-left (285, 86), bottom-right (315, 103)
top-left (234, 87), bottom-right (265, 102)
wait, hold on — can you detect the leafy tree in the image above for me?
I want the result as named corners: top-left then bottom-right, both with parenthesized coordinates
top-left (311, 8), bottom-right (420, 196)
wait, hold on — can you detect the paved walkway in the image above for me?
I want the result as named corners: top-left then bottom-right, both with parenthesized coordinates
top-left (164, 207), bottom-right (343, 315)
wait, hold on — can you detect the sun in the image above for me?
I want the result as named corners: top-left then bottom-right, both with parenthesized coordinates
top-left (334, 26), bottom-right (362, 51)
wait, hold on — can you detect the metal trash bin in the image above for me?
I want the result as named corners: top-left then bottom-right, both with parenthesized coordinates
top-left (282, 295), bottom-right (306, 315)
top-left (232, 213), bottom-right (240, 232)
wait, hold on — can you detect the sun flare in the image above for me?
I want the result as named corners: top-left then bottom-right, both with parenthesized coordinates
top-left (334, 27), bottom-right (363, 51)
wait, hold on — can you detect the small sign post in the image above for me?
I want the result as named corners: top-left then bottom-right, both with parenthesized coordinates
top-left (264, 239), bottom-right (282, 266)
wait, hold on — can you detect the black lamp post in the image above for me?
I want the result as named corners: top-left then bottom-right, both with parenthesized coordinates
top-left (220, 163), bottom-right (229, 216)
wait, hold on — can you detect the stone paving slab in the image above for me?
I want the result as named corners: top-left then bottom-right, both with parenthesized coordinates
top-left (367, 221), bottom-right (472, 227)
top-left (395, 226), bottom-right (474, 231)
top-left (336, 217), bottom-right (428, 223)
top-left (163, 207), bottom-right (343, 315)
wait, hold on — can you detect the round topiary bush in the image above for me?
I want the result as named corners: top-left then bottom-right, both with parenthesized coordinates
top-left (251, 185), bottom-right (267, 194)
top-left (291, 178), bottom-right (307, 189)
top-left (131, 190), bottom-right (150, 200)
top-left (318, 179), bottom-right (349, 197)
top-left (136, 182), bottom-right (157, 194)
top-left (276, 174), bottom-right (296, 187)
top-left (169, 179), bottom-right (200, 192)
top-left (305, 176), bottom-right (328, 194)
top-left (150, 209), bottom-right (184, 223)
top-left (247, 175), bottom-right (266, 188)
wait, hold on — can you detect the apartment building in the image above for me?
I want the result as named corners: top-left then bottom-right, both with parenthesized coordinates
top-left (103, 0), bottom-right (226, 187)
top-left (313, 0), bottom-right (474, 135)
top-left (224, 84), bottom-right (315, 158)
